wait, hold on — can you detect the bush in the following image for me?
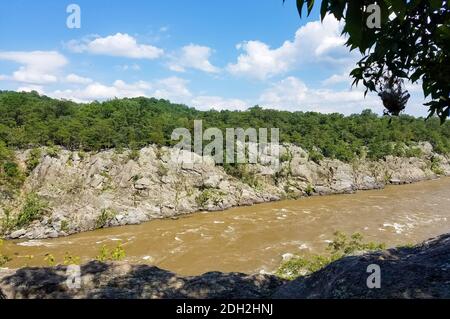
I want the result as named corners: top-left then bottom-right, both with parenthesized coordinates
top-left (196, 189), bottom-right (225, 207)
top-left (430, 156), bottom-right (445, 175)
top-left (15, 193), bottom-right (48, 229)
top-left (128, 149), bottom-right (140, 162)
top-left (223, 164), bottom-right (260, 188)
top-left (96, 242), bottom-right (126, 261)
top-left (276, 232), bottom-right (385, 280)
top-left (0, 239), bottom-right (12, 267)
top-left (46, 145), bottom-right (60, 158)
top-left (26, 148), bottom-right (42, 174)
top-left (95, 208), bottom-right (116, 229)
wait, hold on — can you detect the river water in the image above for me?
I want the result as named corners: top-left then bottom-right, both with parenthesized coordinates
top-left (2, 177), bottom-right (450, 275)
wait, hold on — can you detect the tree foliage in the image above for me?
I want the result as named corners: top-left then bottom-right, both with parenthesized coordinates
top-left (284, 0), bottom-right (449, 122)
top-left (0, 91), bottom-right (449, 163)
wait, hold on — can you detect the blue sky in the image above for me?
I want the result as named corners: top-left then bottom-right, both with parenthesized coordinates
top-left (0, 0), bottom-right (427, 116)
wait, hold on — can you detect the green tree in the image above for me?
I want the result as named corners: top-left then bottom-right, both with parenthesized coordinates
top-left (284, 0), bottom-right (449, 122)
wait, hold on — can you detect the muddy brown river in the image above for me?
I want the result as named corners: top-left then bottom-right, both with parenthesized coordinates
top-left (2, 177), bottom-right (450, 275)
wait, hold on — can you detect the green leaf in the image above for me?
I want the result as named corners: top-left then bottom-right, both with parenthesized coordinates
top-left (320, 0), bottom-right (329, 20)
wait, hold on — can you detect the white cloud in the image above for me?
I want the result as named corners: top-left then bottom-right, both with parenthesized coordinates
top-left (322, 72), bottom-right (352, 86)
top-left (51, 80), bottom-right (151, 102)
top-left (118, 63), bottom-right (141, 71)
top-left (67, 33), bottom-right (164, 59)
top-left (228, 15), bottom-right (352, 80)
top-left (259, 76), bottom-right (383, 114)
top-left (46, 76), bottom-right (249, 112)
top-left (65, 73), bottom-right (93, 85)
top-left (168, 44), bottom-right (219, 73)
top-left (152, 76), bottom-right (193, 101)
top-left (191, 95), bottom-right (249, 111)
top-left (49, 77), bottom-right (191, 104)
top-left (0, 51), bottom-right (68, 84)
top-left (17, 85), bottom-right (45, 94)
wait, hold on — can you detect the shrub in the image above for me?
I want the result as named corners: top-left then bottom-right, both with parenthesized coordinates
top-left (308, 149), bottom-right (323, 164)
top-left (60, 220), bottom-right (69, 233)
top-left (276, 232), bottom-right (385, 280)
top-left (128, 149), bottom-right (140, 162)
top-left (304, 184), bottom-right (314, 196)
top-left (0, 239), bottom-right (12, 267)
top-left (15, 193), bottom-right (48, 229)
top-left (430, 156), bottom-right (445, 175)
top-left (96, 242), bottom-right (126, 261)
top-left (63, 252), bottom-right (81, 265)
top-left (26, 148), bottom-right (42, 174)
top-left (196, 189), bottom-right (225, 207)
top-left (95, 208), bottom-right (116, 229)
top-left (223, 164), bottom-right (260, 188)
top-left (44, 253), bottom-right (56, 266)
top-left (46, 145), bottom-right (60, 158)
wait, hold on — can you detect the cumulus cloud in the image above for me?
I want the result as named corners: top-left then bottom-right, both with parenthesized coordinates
top-left (0, 51), bottom-right (68, 84)
top-left (46, 76), bottom-right (250, 112)
top-left (191, 95), bottom-right (249, 111)
top-left (66, 33), bottom-right (164, 59)
top-left (51, 80), bottom-right (152, 102)
top-left (152, 76), bottom-right (193, 101)
top-left (321, 72), bottom-right (352, 86)
top-left (168, 44), bottom-right (219, 73)
top-left (48, 76), bottom-right (193, 104)
top-left (228, 15), bottom-right (352, 80)
top-left (259, 76), bottom-right (383, 114)
top-left (65, 73), bottom-right (93, 85)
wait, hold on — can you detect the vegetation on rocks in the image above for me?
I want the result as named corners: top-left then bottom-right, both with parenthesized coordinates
top-left (276, 232), bottom-right (386, 280)
top-left (0, 239), bottom-right (11, 267)
top-left (15, 193), bottom-right (48, 229)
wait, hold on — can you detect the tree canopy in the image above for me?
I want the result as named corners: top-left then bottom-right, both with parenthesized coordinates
top-left (0, 91), bottom-right (448, 163)
top-left (284, 0), bottom-right (449, 122)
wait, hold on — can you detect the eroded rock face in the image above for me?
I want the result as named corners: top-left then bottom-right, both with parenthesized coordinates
top-left (3, 143), bottom-right (450, 239)
top-left (1, 233), bottom-right (449, 299)
top-left (272, 233), bottom-right (450, 299)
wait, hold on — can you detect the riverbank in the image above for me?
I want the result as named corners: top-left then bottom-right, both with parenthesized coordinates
top-left (1, 142), bottom-right (449, 240)
top-left (1, 232), bottom-right (449, 299)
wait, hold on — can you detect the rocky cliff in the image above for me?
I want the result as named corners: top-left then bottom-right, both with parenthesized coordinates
top-left (1, 233), bottom-right (449, 299)
top-left (1, 142), bottom-right (449, 239)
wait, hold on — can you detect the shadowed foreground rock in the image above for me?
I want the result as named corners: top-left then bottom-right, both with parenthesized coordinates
top-left (273, 233), bottom-right (450, 299)
top-left (0, 262), bottom-right (285, 299)
top-left (0, 233), bottom-right (449, 299)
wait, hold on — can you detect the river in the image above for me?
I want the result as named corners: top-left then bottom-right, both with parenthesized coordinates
top-left (2, 177), bottom-right (450, 275)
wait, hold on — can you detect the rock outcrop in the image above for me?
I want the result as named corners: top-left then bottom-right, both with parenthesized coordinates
top-left (1, 142), bottom-right (449, 239)
top-left (1, 233), bottom-right (449, 299)
top-left (273, 233), bottom-right (450, 299)
top-left (0, 261), bottom-right (285, 299)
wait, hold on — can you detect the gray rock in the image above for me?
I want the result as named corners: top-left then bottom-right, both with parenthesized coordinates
top-left (9, 229), bottom-right (26, 239)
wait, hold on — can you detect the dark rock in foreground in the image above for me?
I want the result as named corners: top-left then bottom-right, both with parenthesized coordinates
top-left (273, 233), bottom-right (450, 299)
top-left (1, 233), bottom-right (449, 299)
top-left (0, 262), bottom-right (285, 299)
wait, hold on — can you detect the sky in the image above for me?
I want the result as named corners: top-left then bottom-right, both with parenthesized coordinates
top-left (0, 0), bottom-right (428, 116)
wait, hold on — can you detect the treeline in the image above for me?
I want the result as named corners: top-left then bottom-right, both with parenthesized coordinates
top-left (0, 90), bottom-right (449, 162)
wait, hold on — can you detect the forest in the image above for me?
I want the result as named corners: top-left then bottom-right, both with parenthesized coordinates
top-left (0, 90), bottom-right (449, 164)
